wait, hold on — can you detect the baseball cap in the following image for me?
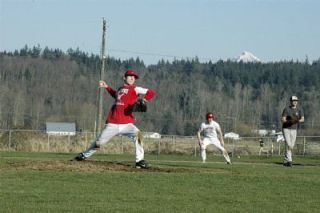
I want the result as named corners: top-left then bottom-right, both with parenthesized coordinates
top-left (206, 112), bottom-right (215, 119)
top-left (290, 96), bottom-right (299, 101)
top-left (124, 70), bottom-right (139, 79)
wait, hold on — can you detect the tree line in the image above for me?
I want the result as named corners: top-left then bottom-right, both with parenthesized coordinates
top-left (1, 45), bottom-right (320, 136)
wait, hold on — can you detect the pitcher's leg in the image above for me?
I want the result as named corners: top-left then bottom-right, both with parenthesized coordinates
top-left (82, 124), bottom-right (119, 158)
top-left (82, 141), bottom-right (99, 158)
top-left (120, 124), bottom-right (144, 162)
top-left (134, 130), bottom-right (145, 162)
top-left (135, 138), bottom-right (144, 162)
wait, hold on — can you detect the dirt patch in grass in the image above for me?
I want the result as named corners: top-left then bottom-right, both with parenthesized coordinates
top-left (0, 159), bottom-right (206, 173)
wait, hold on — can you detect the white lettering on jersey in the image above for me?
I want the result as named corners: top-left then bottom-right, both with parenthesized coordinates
top-left (116, 88), bottom-right (129, 105)
top-left (200, 121), bottom-right (221, 138)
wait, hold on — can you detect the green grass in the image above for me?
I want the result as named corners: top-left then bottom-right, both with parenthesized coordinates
top-left (1, 152), bottom-right (320, 213)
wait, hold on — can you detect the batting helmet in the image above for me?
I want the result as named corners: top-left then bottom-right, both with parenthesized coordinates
top-left (206, 112), bottom-right (215, 119)
top-left (125, 70), bottom-right (139, 79)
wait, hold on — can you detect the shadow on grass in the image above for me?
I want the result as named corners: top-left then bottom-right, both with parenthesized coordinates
top-left (273, 162), bottom-right (319, 167)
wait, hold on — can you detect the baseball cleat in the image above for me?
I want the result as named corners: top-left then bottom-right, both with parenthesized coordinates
top-left (227, 161), bottom-right (232, 165)
top-left (74, 153), bottom-right (86, 161)
top-left (283, 162), bottom-right (292, 167)
top-left (135, 160), bottom-right (149, 169)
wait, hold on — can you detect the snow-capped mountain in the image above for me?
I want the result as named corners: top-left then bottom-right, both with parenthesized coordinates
top-left (236, 51), bottom-right (261, 63)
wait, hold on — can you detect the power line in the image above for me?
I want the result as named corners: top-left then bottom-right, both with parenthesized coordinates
top-left (109, 48), bottom-right (182, 59)
top-left (108, 48), bottom-right (218, 62)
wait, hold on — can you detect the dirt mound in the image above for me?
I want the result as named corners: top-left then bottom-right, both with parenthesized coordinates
top-left (0, 159), bottom-right (196, 173)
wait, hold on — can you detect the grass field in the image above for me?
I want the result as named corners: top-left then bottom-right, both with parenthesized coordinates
top-left (1, 152), bottom-right (320, 213)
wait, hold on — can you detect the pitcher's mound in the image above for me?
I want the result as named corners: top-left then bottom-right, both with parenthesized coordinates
top-left (2, 159), bottom-right (195, 173)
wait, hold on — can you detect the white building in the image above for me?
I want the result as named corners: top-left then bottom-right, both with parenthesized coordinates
top-left (224, 132), bottom-right (240, 140)
top-left (143, 132), bottom-right (161, 139)
top-left (46, 122), bottom-right (76, 136)
top-left (252, 129), bottom-right (269, 136)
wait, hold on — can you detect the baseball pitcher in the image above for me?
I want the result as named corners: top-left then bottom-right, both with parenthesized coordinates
top-left (74, 70), bottom-right (155, 169)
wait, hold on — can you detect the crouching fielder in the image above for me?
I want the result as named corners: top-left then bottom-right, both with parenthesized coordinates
top-left (197, 112), bottom-right (231, 164)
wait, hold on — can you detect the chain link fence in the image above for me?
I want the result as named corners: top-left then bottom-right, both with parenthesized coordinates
top-left (0, 129), bottom-right (320, 156)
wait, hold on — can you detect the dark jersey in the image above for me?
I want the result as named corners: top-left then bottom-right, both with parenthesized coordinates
top-left (282, 106), bottom-right (304, 129)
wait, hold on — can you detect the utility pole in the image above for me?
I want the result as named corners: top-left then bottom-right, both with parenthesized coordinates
top-left (96, 18), bottom-right (107, 135)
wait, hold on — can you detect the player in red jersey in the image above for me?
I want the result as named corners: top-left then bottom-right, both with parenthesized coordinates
top-left (74, 70), bottom-right (155, 169)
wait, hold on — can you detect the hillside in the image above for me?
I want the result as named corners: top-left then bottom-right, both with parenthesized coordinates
top-left (1, 46), bottom-right (320, 136)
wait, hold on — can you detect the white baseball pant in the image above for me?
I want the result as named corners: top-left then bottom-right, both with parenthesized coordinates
top-left (200, 137), bottom-right (231, 163)
top-left (82, 123), bottom-right (144, 162)
top-left (283, 128), bottom-right (297, 163)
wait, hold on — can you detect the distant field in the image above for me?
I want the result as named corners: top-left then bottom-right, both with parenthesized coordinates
top-left (1, 152), bottom-right (320, 213)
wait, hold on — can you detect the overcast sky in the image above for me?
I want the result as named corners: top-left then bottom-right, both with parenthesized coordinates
top-left (1, 0), bottom-right (319, 65)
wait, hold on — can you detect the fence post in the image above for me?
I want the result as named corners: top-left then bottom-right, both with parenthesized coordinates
top-left (85, 132), bottom-right (88, 150)
top-left (232, 139), bottom-right (235, 158)
top-left (173, 136), bottom-right (175, 153)
top-left (121, 136), bottom-right (123, 154)
top-left (47, 134), bottom-right (50, 152)
top-left (268, 137), bottom-right (273, 156)
top-left (278, 142), bottom-right (281, 156)
top-left (158, 138), bottom-right (161, 155)
top-left (8, 130), bottom-right (12, 150)
top-left (303, 136), bottom-right (306, 156)
top-left (194, 138), bottom-right (197, 157)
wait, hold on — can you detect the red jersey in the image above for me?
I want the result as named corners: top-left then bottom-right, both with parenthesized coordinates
top-left (105, 84), bottom-right (155, 124)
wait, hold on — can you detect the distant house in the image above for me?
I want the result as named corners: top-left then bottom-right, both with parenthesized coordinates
top-left (252, 129), bottom-right (269, 136)
top-left (46, 122), bottom-right (76, 136)
top-left (143, 132), bottom-right (161, 139)
top-left (224, 132), bottom-right (240, 140)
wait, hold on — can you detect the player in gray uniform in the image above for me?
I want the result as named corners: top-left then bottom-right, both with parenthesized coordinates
top-left (197, 112), bottom-right (231, 164)
top-left (281, 96), bottom-right (304, 167)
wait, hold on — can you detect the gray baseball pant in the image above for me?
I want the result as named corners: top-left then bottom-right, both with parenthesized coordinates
top-left (282, 128), bottom-right (297, 163)
top-left (82, 123), bottom-right (144, 162)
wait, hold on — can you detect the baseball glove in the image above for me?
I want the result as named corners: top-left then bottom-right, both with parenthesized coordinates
top-left (132, 99), bottom-right (147, 112)
top-left (287, 115), bottom-right (300, 125)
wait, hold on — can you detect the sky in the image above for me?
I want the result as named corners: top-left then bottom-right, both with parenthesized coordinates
top-left (0, 0), bottom-right (319, 65)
